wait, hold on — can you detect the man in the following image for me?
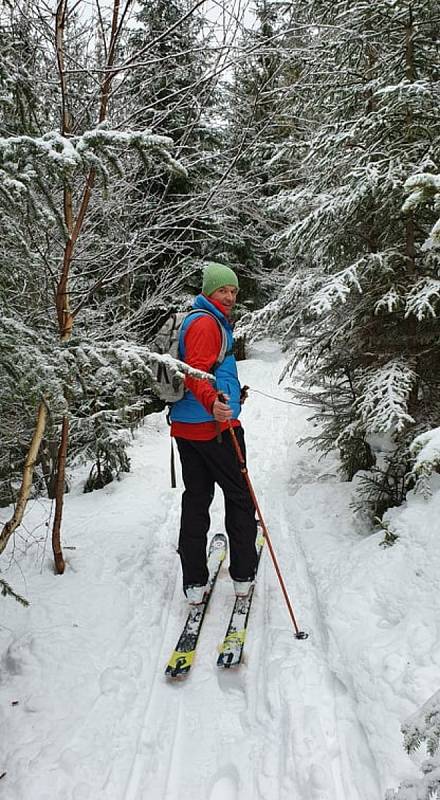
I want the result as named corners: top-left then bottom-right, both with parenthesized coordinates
top-left (170, 262), bottom-right (258, 604)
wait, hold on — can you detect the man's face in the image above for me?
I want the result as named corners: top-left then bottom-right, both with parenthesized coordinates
top-left (209, 284), bottom-right (238, 315)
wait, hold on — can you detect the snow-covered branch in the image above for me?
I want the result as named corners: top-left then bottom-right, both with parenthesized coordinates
top-left (409, 426), bottom-right (440, 496)
top-left (404, 278), bottom-right (440, 320)
top-left (386, 690), bottom-right (440, 800)
top-left (0, 127), bottom-right (183, 193)
top-left (356, 361), bottom-right (417, 433)
top-left (308, 265), bottom-right (362, 316)
top-left (403, 172), bottom-right (440, 251)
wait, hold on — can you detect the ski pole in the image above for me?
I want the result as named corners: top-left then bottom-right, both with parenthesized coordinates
top-left (223, 412), bottom-right (308, 641)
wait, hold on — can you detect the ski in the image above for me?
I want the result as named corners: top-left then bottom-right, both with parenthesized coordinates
top-left (217, 531), bottom-right (265, 669)
top-left (165, 533), bottom-right (227, 679)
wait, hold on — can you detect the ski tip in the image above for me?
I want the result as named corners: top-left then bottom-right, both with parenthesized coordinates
top-left (217, 653), bottom-right (242, 669)
top-left (165, 664), bottom-right (191, 679)
top-left (165, 649), bottom-right (195, 678)
top-left (165, 670), bottom-right (190, 680)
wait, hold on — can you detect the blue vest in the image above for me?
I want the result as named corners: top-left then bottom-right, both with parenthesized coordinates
top-left (169, 294), bottom-right (241, 424)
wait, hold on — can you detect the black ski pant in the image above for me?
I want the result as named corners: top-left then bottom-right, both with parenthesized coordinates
top-left (175, 427), bottom-right (258, 588)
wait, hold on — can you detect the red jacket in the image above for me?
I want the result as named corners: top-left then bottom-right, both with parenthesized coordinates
top-left (170, 297), bottom-right (241, 441)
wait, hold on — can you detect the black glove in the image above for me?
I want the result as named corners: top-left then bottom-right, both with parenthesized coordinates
top-left (240, 385), bottom-right (249, 405)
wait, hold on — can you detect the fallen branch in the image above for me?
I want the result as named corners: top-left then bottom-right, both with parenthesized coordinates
top-left (0, 400), bottom-right (48, 557)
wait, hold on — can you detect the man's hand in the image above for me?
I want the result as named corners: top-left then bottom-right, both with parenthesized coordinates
top-left (212, 394), bottom-right (232, 422)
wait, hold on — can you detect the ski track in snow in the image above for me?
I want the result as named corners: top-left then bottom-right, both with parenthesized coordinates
top-left (117, 340), bottom-right (381, 800)
top-left (1, 340), bottom-right (383, 800)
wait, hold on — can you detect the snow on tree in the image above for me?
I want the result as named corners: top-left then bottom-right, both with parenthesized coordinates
top-left (212, 0), bottom-right (300, 308)
top-left (246, 0), bottom-right (440, 515)
top-left (404, 171), bottom-right (440, 250)
top-left (116, 0), bottom-right (230, 336)
top-left (0, 0), bottom-right (216, 570)
top-left (409, 426), bottom-right (440, 497)
top-left (0, 300), bottom-right (215, 545)
top-left (0, 1), bottom-right (261, 547)
top-left (386, 689), bottom-right (440, 800)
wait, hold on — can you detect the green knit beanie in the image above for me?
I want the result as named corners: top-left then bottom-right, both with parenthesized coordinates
top-left (202, 262), bottom-right (239, 297)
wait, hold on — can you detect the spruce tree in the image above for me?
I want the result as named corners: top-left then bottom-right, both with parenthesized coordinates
top-left (259, 0), bottom-right (440, 515)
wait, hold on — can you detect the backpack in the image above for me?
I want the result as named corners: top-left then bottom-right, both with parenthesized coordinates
top-left (151, 310), bottom-right (228, 403)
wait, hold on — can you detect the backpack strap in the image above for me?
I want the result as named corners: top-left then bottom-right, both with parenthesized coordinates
top-left (180, 310), bottom-right (229, 371)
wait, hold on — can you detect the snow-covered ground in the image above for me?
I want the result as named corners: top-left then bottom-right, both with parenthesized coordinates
top-left (1, 340), bottom-right (439, 800)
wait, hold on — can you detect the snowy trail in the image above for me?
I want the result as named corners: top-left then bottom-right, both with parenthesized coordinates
top-left (0, 341), bottom-right (385, 800)
top-left (237, 344), bottom-right (381, 800)
top-left (115, 340), bottom-right (381, 800)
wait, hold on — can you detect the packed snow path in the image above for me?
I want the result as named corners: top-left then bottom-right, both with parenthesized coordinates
top-left (1, 341), bottom-right (385, 799)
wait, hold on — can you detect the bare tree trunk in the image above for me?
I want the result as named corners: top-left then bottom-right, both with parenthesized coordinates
top-left (55, 0), bottom-right (125, 341)
top-left (0, 401), bottom-right (48, 556)
top-left (51, 415), bottom-right (68, 575)
top-left (55, 0), bottom-right (74, 340)
top-left (406, 216), bottom-right (416, 273)
top-left (50, 0), bottom-right (126, 571)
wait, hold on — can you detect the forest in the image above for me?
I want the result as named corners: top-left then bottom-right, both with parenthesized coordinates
top-left (1, 0), bottom-right (439, 547)
top-left (1, 2), bottom-right (440, 798)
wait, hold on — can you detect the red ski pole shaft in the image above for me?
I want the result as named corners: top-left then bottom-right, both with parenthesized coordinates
top-left (227, 422), bottom-right (307, 640)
